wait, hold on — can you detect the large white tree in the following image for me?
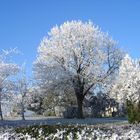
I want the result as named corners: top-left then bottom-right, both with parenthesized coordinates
top-left (34, 21), bottom-right (123, 118)
top-left (0, 49), bottom-right (19, 120)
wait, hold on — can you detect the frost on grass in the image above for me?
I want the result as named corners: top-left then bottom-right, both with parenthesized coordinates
top-left (0, 124), bottom-right (140, 140)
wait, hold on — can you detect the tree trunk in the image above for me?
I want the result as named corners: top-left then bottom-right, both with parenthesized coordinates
top-left (21, 110), bottom-right (25, 120)
top-left (73, 75), bottom-right (85, 119)
top-left (0, 88), bottom-right (3, 120)
top-left (0, 103), bottom-right (3, 120)
top-left (76, 95), bottom-right (84, 119)
top-left (21, 102), bottom-right (25, 120)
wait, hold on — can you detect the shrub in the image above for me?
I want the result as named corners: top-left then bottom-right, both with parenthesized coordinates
top-left (126, 100), bottom-right (140, 123)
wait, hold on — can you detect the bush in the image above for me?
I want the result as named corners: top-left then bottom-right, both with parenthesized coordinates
top-left (135, 101), bottom-right (140, 123)
top-left (126, 100), bottom-right (140, 123)
top-left (12, 124), bottom-right (140, 140)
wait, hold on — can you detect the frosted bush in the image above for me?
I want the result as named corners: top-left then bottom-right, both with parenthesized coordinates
top-left (1, 124), bottom-right (140, 140)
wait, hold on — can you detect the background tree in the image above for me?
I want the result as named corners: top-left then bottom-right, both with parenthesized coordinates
top-left (110, 54), bottom-right (140, 104)
top-left (110, 54), bottom-right (140, 121)
top-left (0, 49), bottom-right (19, 120)
top-left (14, 64), bottom-right (30, 120)
top-left (34, 21), bottom-right (123, 118)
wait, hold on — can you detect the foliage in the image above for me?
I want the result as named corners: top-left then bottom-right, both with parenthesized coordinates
top-left (126, 100), bottom-right (140, 123)
top-left (42, 91), bottom-right (76, 116)
top-left (15, 125), bottom-right (81, 139)
top-left (0, 124), bottom-right (137, 140)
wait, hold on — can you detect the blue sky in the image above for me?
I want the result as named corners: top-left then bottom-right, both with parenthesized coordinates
top-left (0, 0), bottom-right (140, 76)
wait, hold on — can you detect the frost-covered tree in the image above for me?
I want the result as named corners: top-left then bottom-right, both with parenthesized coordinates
top-left (0, 49), bottom-right (19, 120)
top-left (34, 21), bottom-right (123, 118)
top-left (14, 65), bottom-right (30, 120)
top-left (110, 54), bottom-right (140, 104)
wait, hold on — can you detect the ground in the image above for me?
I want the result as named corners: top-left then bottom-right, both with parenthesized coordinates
top-left (0, 117), bottom-right (127, 127)
top-left (1, 117), bottom-right (140, 140)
